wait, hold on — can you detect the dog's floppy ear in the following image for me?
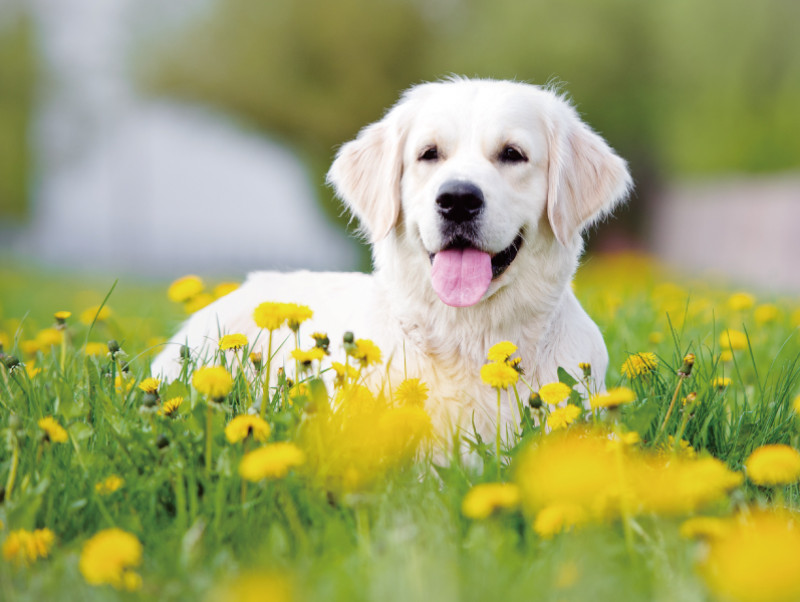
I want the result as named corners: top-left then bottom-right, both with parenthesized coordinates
top-left (327, 103), bottom-right (408, 243)
top-left (545, 99), bottom-right (632, 246)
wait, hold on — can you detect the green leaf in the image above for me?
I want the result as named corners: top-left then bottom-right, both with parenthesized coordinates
top-left (557, 367), bottom-right (578, 387)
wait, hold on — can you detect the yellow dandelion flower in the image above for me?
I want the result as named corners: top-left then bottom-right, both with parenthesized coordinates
top-left (480, 362), bottom-right (519, 389)
top-left (213, 282), bottom-right (240, 299)
top-left (699, 510), bottom-right (800, 602)
top-left (621, 352), bottom-right (658, 378)
top-left (239, 443), bottom-right (305, 481)
top-left (159, 396), bottom-right (184, 417)
top-left (54, 310), bottom-right (71, 322)
top-left (533, 504), bottom-right (588, 538)
top-left (792, 308), bottom-right (800, 328)
top-left (208, 573), bottom-right (294, 602)
top-left (137, 377), bottom-right (160, 394)
top-left (754, 303), bottom-right (779, 324)
top-left (84, 342), bottom-right (108, 356)
top-left (219, 333), bottom-right (248, 351)
top-left (712, 376), bottom-right (732, 389)
top-left (21, 340), bottom-right (39, 356)
top-left (38, 416), bottom-right (68, 443)
top-left (648, 331), bottom-right (664, 344)
top-left (283, 303), bottom-right (313, 331)
top-left (225, 415), bottom-right (271, 444)
top-left (115, 374), bottom-right (134, 394)
top-left (2, 528), bottom-right (56, 566)
top-left (167, 275), bottom-right (204, 303)
top-left (745, 444), bottom-right (800, 486)
top-left (249, 352), bottom-right (263, 368)
top-left (290, 347), bottom-right (325, 364)
top-left (95, 475), bottom-right (125, 496)
top-left (727, 291), bottom-right (755, 311)
top-left (590, 387), bottom-right (636, 409)
top-left (539, 382), bottom-right (572, 405)
top-left (487, 341), bottom-right (517, 363)
top-left (25, 364), bottom-right (41, 378)
top-left (547, 405), bottom-right (581, 431)
top-left (79, 528), bottom-right (142, 591)
top-left (680, 516), bottom-right (730, 540)
top-left (394, 378), bottom-right (429, 406)
top-left (253, 301), bottom-right (287, 331)
top-left (330, 361), bottom-right (359, 387)
top-left (461, 483), bottom-right (521, 519)
top-left (719, 349), bottom-right (734, 363)
top-left (79, 305), bottom-right (112, 325)
top-left (35, 328), bottom-right (62, 349)
top-left (720, 329), bottom-right (748, 351)
top-left (351, 338), bottom-right (382, 367)
top-left (793, 394), bottom-right (800, 415)
top-left (184, 292), bottom-right (214, 314)
top-left (192, 366), bottom-right (233, 401)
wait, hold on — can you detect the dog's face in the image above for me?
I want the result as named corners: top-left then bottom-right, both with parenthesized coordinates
top-left (328, 79), bottom-right (632, 307)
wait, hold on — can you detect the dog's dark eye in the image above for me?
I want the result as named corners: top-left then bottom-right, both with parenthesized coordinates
top-left (499, 145), bottom-right (527, 164)
top-left (418, 146), bottom-right (439, 162)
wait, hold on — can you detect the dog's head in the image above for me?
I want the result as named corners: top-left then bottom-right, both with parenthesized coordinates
top-left (328, 78), bottom-right (632, 307)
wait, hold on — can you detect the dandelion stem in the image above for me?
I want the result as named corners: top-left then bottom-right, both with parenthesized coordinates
top-left (205, 401), bottom-right (213, 477)
top-left (235, 352), bottom-right (254, 412)
top-left (5, 433), bottom-right (19, 500)
top-left (496, 387), bottom-right (502, 478)
top-left (657, 374), bottom-right (685, 444)
top-left (260, 330), bottom-right (274, 420)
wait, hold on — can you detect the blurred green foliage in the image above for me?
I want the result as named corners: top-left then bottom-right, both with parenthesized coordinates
top-left (0, 12), bottom-right (34, 219)
top-left (142, 0), bottom-right (800, 216)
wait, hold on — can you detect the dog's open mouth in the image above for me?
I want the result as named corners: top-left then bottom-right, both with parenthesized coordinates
top-left (428, 232), bottom-right (524, 307)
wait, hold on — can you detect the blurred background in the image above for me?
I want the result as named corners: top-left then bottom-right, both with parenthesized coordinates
top-left (1, 0), bottom-right (799, 289)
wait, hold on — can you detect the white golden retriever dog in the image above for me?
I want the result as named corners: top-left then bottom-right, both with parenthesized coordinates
top-left (152, 78), bottom-right (632, 441)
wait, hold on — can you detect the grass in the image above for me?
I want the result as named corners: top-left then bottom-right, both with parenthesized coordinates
top-left (1, 252), bottom-right (800, 602)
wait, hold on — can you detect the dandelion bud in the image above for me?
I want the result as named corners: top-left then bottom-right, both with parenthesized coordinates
top-left (343, 331), bottom-right (354, 345)
top-left (579, 362), bottom-right (591, 378)
top-left (180, 345), bottom-right (191, 360)
top-left (249, 352), bottom-right (263, 369)
top-left (679, 353), bottom-right (695, 377)
top-left (528, 392), bottom-right (543, 409)
top-left (142, 392), bottom-right (159, 408)
top-left (683, 392), bottom-right (698, 407)
top-left (312, 332), bottom-right (330, 353)
top-left (3, 355), bottom-right (20, 370)
top-left (107, 340), bottom-right (120, 354)
top-left (156, 434), bottom-right (170, 449)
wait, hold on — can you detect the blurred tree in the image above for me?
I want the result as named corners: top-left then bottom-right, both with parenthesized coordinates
top-left (0, 10), bottom-right (34, 220)
top-left (141, 0), bottom-right (800, 247)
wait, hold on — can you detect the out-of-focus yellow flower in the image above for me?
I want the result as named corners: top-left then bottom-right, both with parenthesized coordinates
top-left (745, 444), bottom-right (800, 486)
top-left (754, 303), bottom-right (779, 324)
top-left (253, 302), bottom-right (287, 331)
top-left (487, 341), bottom-right (517, 363)
top-left (539, 382), bottom-right (572, 405)
top-left (95, 475), bottom-right (125, 496)
top-left (115, 375), bottom-right (134, 394)
top-left (53, 310), bottom-right (71, 322)
top-left (712, 377), bottom-right (732, 389)
top-left (680, 516), bottom-right (730, 540)
top-left (84, 342), bottom-right (108, 356)
top-left (793, 394), bottom-right (800, 415)
top-left (79, 528), bottom-right (142, 591)
top-left (461, 483), bottom-right (520, 519)
top-left (480, 362), bottom-right (519, 389)
top-left (25, 364), bottom-right (41, 378)
top-left (330, 361), bottom-right (359, 388)
top-left (167, 275), bottom-right (204, 303)
top-left (184, 293), bottom-right (214, 314)
top-left (621, 352), bottom-right (658, 378)
top-left (291, 347), bottom-right (325, 364)
top-left (35, 328), bottom-right (62, 349)
top-left (38, 416), bottom-right (68, 443)
top-left (720, 329), bottom-right (748, 351)
top-left (2, 528), bottom-right (56, 566)
top-left (590, 387), bottom-right (636, 409)
top-left (533, 504), bottom-right (588, 538)
top-left (219, 333), bottom-right (248, 351)
top-left (159, 396), bottom-right (183, 417)
top-left (719, 350), bottom-right (734, 363)
top-left (283, 303), bottom-right (313, 331)
top-left (547, 405), bottom-right (581, 431)
top-left (351, 339), bottom-right (382, 367)
top-left (648, 331), bottom-right (664, 344)
top-left (393, 378), bottom-right (429, 406)
top-left (213, 282), bottom-right (240, 299)
top-left (207, 573), bottom-right (294, 602)
top-left (728, 292), bottom-right (755, 312)
top-left (239, 443), bottom-right (305, 481)
top-left (791, 308), bottom-right (800, 328)
top-left (192, 366), bottom-right (233, 401)
top-left (699, 510), bottom-right (800, 602)
top-left (137, 377), bottom-right (160, 394)
top-left (80, 305), bottom-right (112, 325)
top-left (225, 415), bottom-right (271, 444)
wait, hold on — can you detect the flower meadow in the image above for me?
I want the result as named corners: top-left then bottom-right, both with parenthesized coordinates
top-left (2, 254), bottom-right (800, 601)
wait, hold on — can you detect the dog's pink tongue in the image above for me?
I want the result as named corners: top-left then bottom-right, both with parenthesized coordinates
top-left (431, 248), bottom-right (492, 307)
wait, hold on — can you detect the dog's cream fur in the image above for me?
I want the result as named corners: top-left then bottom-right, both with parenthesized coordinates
top-left (151, 78), bottom-right (632, 441)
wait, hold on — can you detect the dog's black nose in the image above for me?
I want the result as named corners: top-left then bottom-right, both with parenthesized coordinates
top-left (436, 181), bottom-right (484, 223)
